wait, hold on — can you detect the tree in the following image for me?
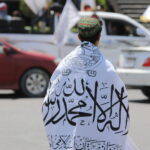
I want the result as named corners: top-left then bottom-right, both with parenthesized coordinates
top-left (96, 0), bottom-right (107, 10)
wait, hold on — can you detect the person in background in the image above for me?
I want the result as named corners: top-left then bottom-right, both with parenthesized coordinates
top-left (31, 6), bottom-right (51, 33)
top-left (42, 17), bottom-right (129, 150)
top-left (0, 2), bottom-right (11, 20)
top-left (11, 10), bottom-right (22, 20)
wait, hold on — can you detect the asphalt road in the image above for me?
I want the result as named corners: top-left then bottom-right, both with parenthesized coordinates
top-left (0, 89), bottom-right (149, 150)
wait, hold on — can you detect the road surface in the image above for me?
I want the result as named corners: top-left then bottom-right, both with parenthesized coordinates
top-left (0, 89), bottom-right (149, 150)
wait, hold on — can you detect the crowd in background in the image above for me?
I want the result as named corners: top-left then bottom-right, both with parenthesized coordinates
top-left (0, 0), bottom-right (109, 34)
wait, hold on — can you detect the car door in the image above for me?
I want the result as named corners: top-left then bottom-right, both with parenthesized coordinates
top-left (0, 42), bottom-right (15, 88)
top-left (101, 18), bottom-right (149, 66)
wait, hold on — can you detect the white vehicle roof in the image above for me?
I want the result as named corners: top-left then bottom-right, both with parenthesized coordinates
top-left (79, 11), bottom-right (131, 19)
top-left (79, 11), bottom-right (150, 36)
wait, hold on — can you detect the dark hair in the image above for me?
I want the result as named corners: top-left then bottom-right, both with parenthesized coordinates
top-left (79, 28), bottom-right (101, 44)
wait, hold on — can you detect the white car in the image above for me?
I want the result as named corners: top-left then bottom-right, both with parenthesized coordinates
top-left (1, 11), bottom-right (150, 66)
top-left (117, 47), bottom-right (150, 98)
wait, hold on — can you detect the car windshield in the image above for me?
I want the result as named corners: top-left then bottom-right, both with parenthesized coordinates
top-left (104, 18), bottom-right (145, 37)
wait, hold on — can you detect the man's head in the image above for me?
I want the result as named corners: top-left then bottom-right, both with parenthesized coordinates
top-left (78, 17), bottom-right (102, 45)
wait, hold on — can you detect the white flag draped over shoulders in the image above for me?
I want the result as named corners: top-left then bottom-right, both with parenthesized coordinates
top-left (42, 41), bottom-right (133, 150)
top-left (53, 0), bottom-right (80, 47)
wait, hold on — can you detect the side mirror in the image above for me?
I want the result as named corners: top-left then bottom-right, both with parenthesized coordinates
top-left (136, 28), bottom-right (146, 37)
top-left (3, 46), bottom-right (11, 55)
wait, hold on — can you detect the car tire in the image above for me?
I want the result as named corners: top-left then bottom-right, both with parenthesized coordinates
top-left (141, 87), bottom-right (150, 99)
top-left (20, 68), bottom-right (50, 97)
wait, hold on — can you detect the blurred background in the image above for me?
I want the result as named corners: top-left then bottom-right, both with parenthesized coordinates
top-left (1, 0), bottom-right (150, 33)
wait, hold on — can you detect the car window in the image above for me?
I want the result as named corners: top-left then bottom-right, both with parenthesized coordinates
top-left (0, 43), bottom-right (4, 54)
top-left (104, 19), bottom-right (144, 37)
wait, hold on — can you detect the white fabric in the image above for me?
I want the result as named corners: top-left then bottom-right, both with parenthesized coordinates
top-left (24, 0), bottom-right (50, 14)
top-left (53, 0), bottom-right (80, 47)
top-left (42, 41), bottom-right (130, 150)
top-left (142, 5), bottom-right (150, 20)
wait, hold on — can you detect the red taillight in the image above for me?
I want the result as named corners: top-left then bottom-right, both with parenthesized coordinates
top-left (143, 58), bottom-right (150, 67)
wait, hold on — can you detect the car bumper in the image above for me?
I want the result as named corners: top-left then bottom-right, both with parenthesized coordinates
top-left (117, 68), bottom-right (150, 87)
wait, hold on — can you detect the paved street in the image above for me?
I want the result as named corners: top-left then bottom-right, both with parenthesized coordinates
top-left (0, 89), bottom-right (149, 150)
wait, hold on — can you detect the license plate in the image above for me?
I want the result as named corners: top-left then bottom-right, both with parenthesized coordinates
top-left (124, 57), bottom-right (136, 68)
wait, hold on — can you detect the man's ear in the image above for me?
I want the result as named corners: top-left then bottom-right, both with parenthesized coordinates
top-left (78, 34), bottom-right (81, 41)
top-left (96, 34), bottom-right (100, 41)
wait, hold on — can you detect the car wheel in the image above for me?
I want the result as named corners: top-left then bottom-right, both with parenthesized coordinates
top-left (20, 68), bottom-right (50, 97)
top-left (141, 87), bottom-right (150, 99)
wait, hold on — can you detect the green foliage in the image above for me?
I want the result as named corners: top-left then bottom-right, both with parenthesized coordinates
top-left (96, 0), bottom-right (107, 10)
top-left (19, 0), bottom-right (35, 18)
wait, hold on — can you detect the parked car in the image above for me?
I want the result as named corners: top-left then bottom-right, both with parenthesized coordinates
top-left (0, 40), bottom-right (57, 97)
top-left (117, 47), bottom-right (150, 98)
top-left (1, 11), bottom-right (150, 66)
